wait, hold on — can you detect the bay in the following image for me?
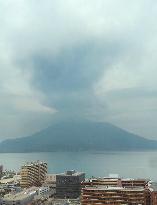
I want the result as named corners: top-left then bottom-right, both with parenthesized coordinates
top-left (0, 151), bottom-right (157, 180)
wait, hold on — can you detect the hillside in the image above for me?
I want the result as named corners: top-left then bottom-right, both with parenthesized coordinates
top-left (0, 119), bottom-right (157, 152)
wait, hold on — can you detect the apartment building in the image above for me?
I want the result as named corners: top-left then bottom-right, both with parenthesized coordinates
top-left (20, 161), bottom-right (47, 188)
top-left (122, 178), bottom-right (149, 188)
top-left (81, 177), bottom-right (157, 205)
top-left (82, 186), bottom-right (150, 205)
top-left (82, 177), bottom-right (149, 188)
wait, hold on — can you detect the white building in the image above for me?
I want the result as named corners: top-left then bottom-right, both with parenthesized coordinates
top-left (45, 174), bottom-right (56, 183)
top-left (38, 186), bottom-right (49, 196)
top-left (1, 187), bottom-right (38, 205)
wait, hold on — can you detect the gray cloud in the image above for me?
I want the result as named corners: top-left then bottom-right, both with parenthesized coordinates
top-left (0, 0), bottom-right (157, 139)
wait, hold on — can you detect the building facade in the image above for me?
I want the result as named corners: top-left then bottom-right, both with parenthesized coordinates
top-left (56, 170), bottom-right (85, 199)
top-left (20, 161), bottom-right (47, 188)
top-left (82, 177), bottom-right (149, 188)
top-left (81, 177), bottom-right (157, 205)
top-left (82, 186), bottom-right (149, 205)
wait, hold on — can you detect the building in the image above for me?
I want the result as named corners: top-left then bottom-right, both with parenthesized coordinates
top-left (81, 186), bottom-right (150, 205)
top-left (20, 161), bottom-right (47, 188)
top-left (0, 165), bottom-right (3, 176)
top-left (149, 182), bottom-right (157, 205)
top-left (122, 178), bottom-right (148, 188)
top-left (81, 177), bottom-right (157, 205)
top-left (56, 170), bottom-right (85, 199)
top-left (0, 175), bottom-right (21, 186)
top-left (33, 185), bottom-right (54, 203)
top-left (1, 187), bottom-right (38, 205)
top-left (45, 174), bottom-right (56, 185)
top-left (43, 174), bottom-right (57, 197)
top-left (82, 177), bottom-right (149, 188)
top-left (37, 186), bottom-right (49, 197)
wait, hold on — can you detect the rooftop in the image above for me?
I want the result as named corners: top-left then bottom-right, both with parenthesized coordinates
top-left (56, 170), bottom-right (85, 177)
top-left (21, 161), bottom-right (47, 167)
top-left (83, 185), bottom-right (145, 192)
top-left (85, 177), bottom-right (149, 182)
top-left (0, 178), bottom-right (14, 184)
top-left (3, 187), bottom-right (38, 201)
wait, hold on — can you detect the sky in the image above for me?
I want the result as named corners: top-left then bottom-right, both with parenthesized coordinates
top-left (0, 0), bottom-right (157, 140)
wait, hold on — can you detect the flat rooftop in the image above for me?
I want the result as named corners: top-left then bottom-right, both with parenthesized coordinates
top-left (56, 170), bottom-right (85, 176)
top-left (3, 187), bottom-right (38, 201)
top-left (0, 178), bottom-right (14, 184)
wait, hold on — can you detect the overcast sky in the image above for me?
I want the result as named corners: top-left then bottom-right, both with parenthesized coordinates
top-left (0, 0), bottom-right (157, 140)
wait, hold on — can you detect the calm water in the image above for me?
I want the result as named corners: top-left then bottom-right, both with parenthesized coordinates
top-left (1, 151), bottom-right (157, 180)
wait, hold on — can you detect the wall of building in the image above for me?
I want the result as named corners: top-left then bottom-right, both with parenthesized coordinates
top-left (81, 187), bottom-right (150, 205)
top-left (20, 161), bottom-right (47, 188)
top-left (56, 171), bottom-right (85, 199)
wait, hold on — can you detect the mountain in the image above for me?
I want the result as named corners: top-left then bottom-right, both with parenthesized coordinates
top-left (0, 119), bottom-right (157, 152)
